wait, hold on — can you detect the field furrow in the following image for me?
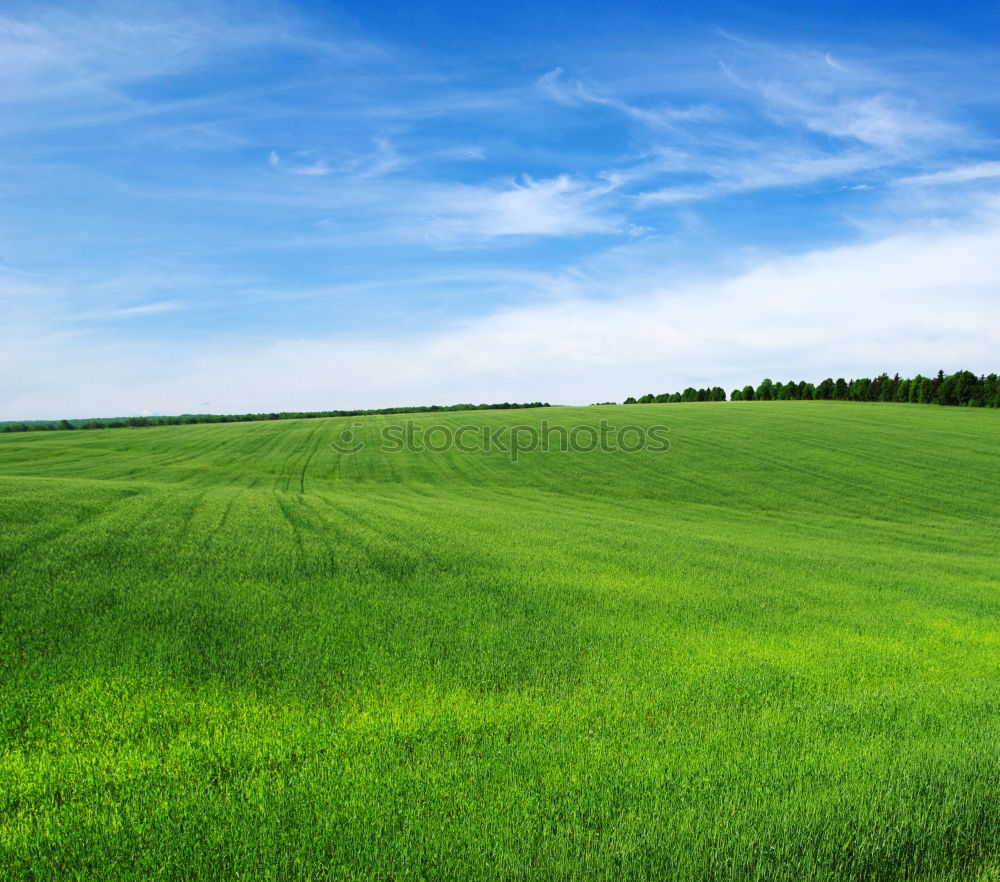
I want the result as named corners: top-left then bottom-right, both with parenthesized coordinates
top-left (1, 402), bottom-right (999, 880)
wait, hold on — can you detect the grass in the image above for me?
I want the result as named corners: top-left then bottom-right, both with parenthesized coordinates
top-left (1, 401), bottom-right (999, 880)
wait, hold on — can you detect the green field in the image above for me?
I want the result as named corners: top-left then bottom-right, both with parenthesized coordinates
top-left (1, 402), bottom-right (999, 880)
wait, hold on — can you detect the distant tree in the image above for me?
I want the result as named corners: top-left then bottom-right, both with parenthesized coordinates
top-left (935, 374), bottom-right (958, 406)
top-left (881, 374), bottom-right (900, 402)
top-left (741, 385), bottom-right (755, 401)
top-left (849, 378), bottom-right (871, 401)
top-left (756, 379), bottom-right (774, 401)
top-left (913, 374), bottom-right (938, 404)
top-left (986, 374), bottom-right (999, 408)
top-left (939, 370), bottom-right (978, 406)
top-left (928, 370), bottom-right (945, 402)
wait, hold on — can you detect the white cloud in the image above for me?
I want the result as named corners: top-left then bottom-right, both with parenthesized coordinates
top-left (4, 210), bottom-right (999, 419)
top-left (536, 68), bottom-right (572, 104)
top-left (0, 5), bottom-right (384, 93)
top-left (718, 43), bottom-right (958, 155)
top-left (762, 87), bottom-right (951, 152)
top-left (267, 138), bottom-right (403, 180)
top-left (288, 160), bottom-right (330, 177)
top-left (97, 300), bottom-right (181, 319)
top-left (537, 67), bottom-right (721, 127)
top-left (896, 161), bottom-right (1000, 187)
top-left (637, 148), bottom-right (879, 204)
top-left (538, 43), bottom-right (968, 211)
top-left (358, 137), bottom-right (403, 178)
top-left (0, 4), bottom-right (388, 141)
top-left (814, 97), bottom-right (952, 152)
top-left (413, 174), bottom-right (625, 241)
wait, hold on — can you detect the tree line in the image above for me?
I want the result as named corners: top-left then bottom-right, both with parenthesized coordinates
top-left (0, 402), bottom-right (551, 434)
top-left (624, 371), bottom-right (1000, 408)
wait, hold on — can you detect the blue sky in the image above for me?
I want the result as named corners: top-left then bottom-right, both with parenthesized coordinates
top-left (2, 0), bottom-right (999, 418)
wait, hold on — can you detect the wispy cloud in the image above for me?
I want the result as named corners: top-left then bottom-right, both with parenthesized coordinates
top-left (636, 148), bottom-right (880, 205)
top-left (713, 35), bottom-right (959, 154)
top-left (288, 159), bottom-right (331, 177)
top-left (269, 138), bottom-right (404, 179)
top-left (537, 67), bottom-right (722, 127)
top-left (93, 300), bottom-right (182, 319)
top-left (0, 4), bottom-right (385, 99)
top-left (414, 174), bottom-right (625, 241)
top-left (537, 39), bottom-right (978, 211)
top-left (895, 161), bottom-right (1000, 187)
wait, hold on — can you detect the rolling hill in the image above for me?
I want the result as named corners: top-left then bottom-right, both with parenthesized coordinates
top-left (2, 402), bottom-right (999, 880)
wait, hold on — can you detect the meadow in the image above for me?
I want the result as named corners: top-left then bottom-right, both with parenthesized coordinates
top-left (1, 401), bottom-right (999, 880)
